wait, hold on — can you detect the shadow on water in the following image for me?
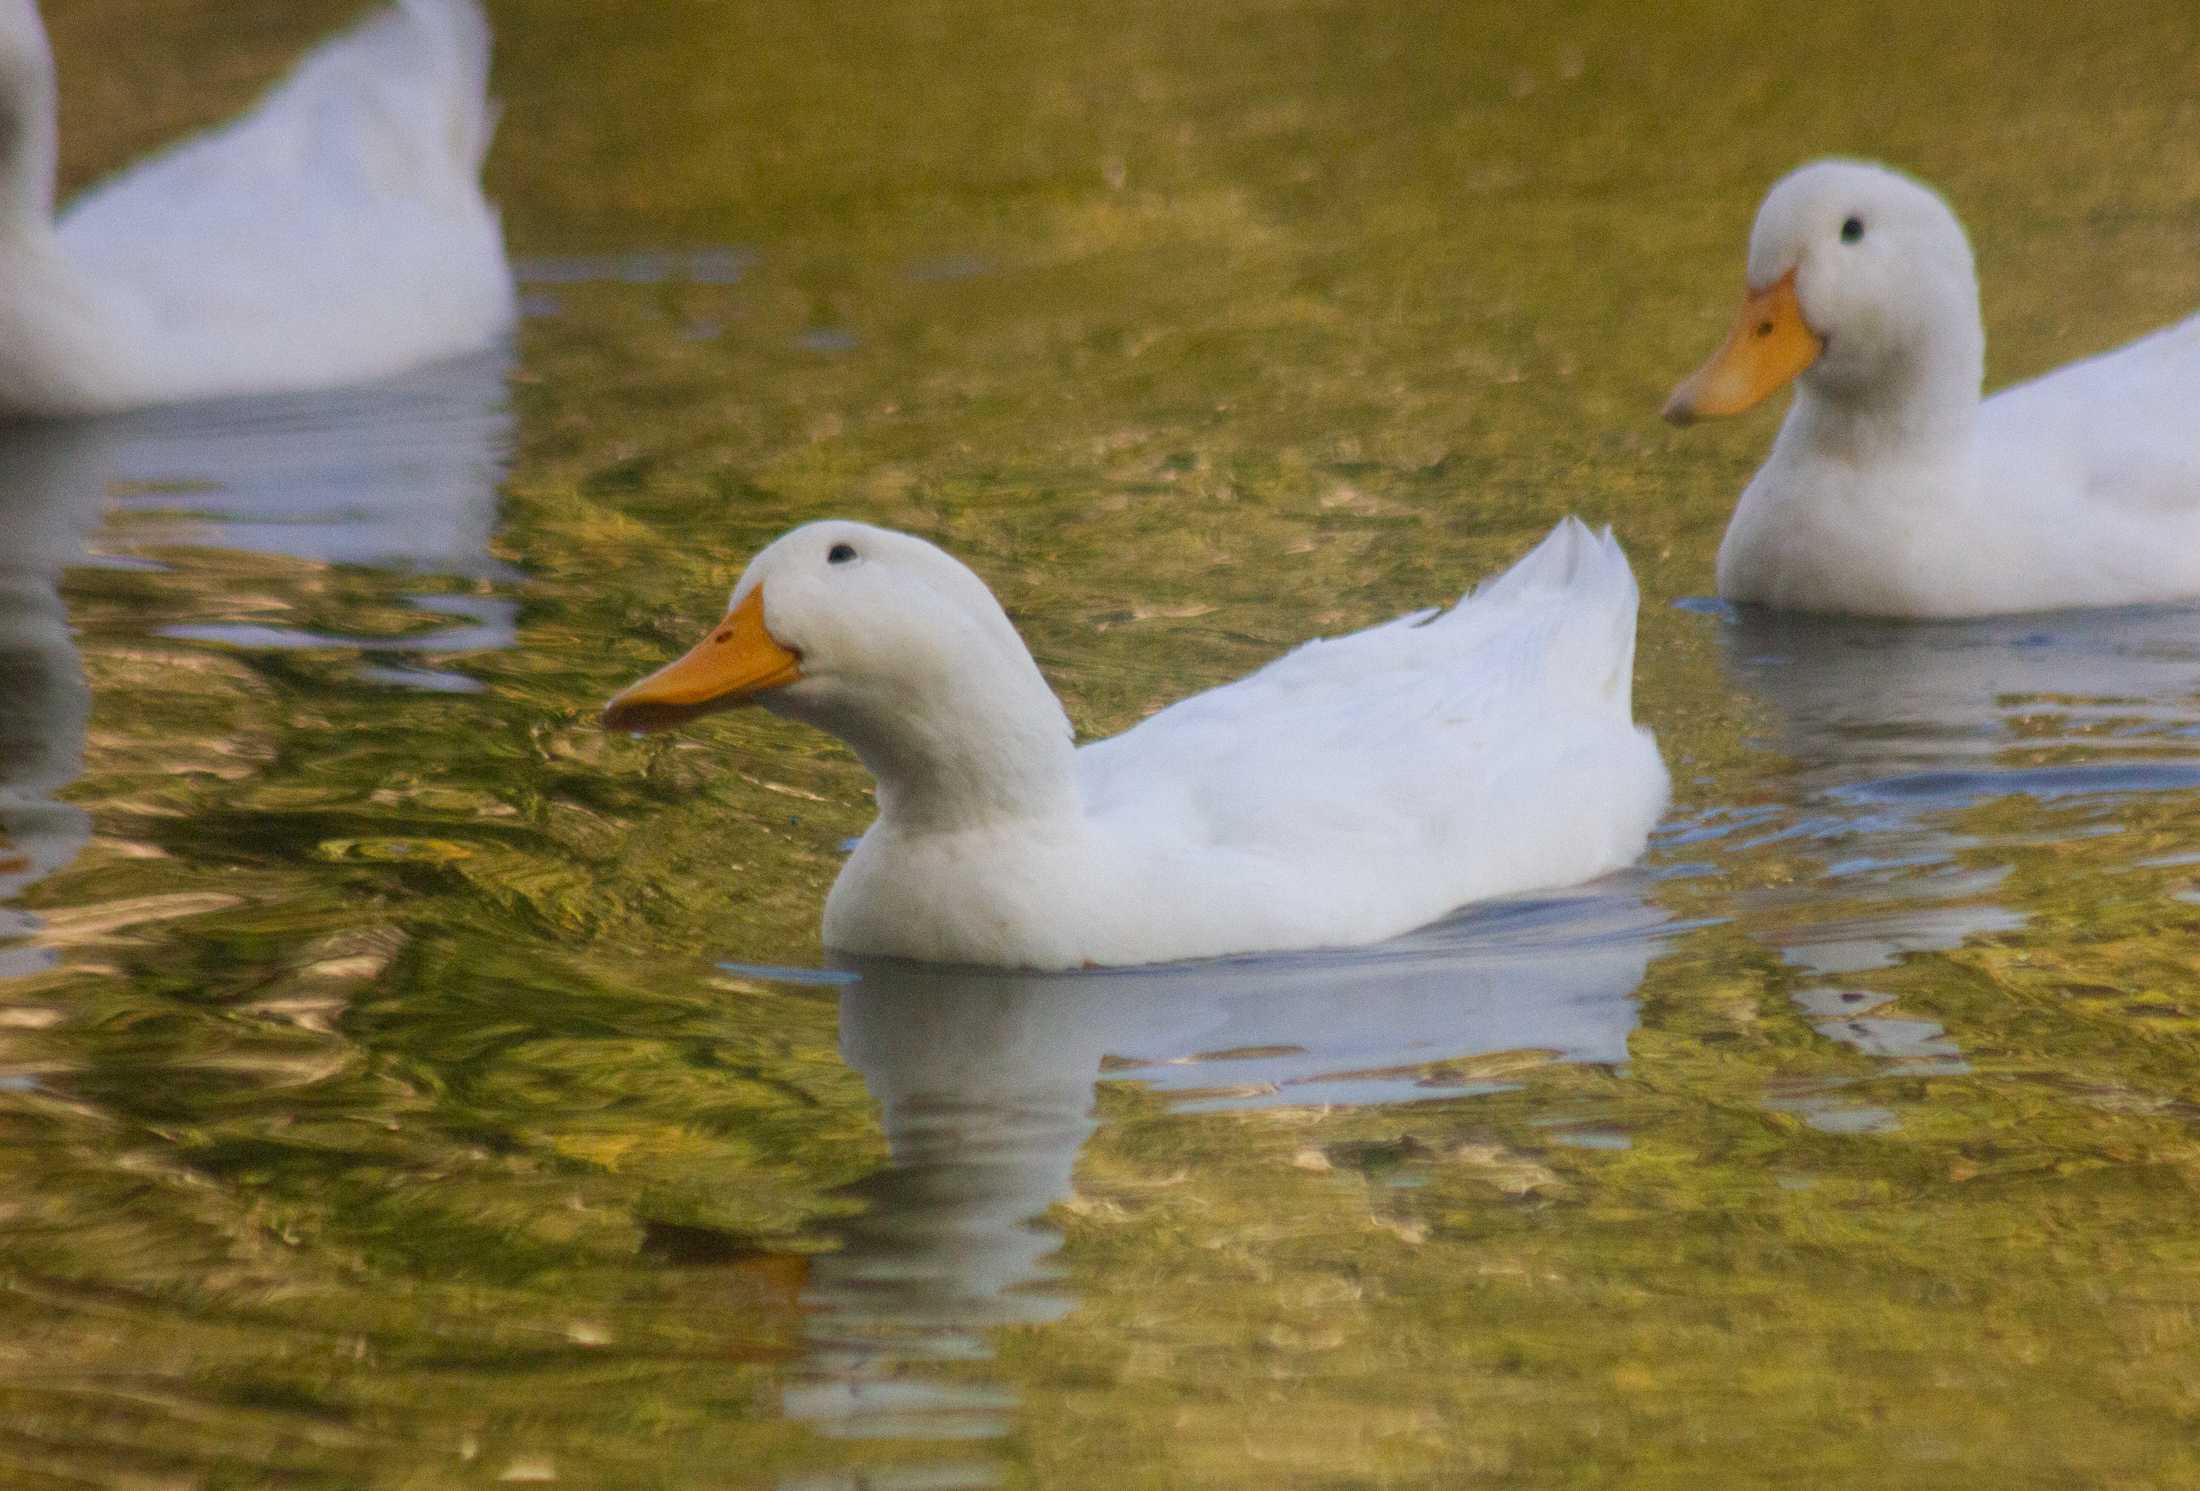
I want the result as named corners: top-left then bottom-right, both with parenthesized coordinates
top-left (784, 887), bottom-right (1669, 1462)
top-left (1687, 601), bottom-right (2200, 1129)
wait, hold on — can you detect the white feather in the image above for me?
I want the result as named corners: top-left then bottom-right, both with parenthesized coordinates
top-left (645, 519), bottom-right (1669, 970)
top-left (0, 0), bottom-right (513, 417)
top-left (1701, 159), bottom-right (2200, 616)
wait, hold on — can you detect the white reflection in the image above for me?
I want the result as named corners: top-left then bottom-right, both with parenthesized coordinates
top-left (0, 430), bottom-right (101, 975)
top-left (0, 352), bottom-right (516, 970)
top-left (103, 350), bottom-right (515, 579)
top-left (1707, 602), bottom-right (2200, 1118)
top-left (107, 350), bottom-right (519, 691)
top-left (1719, 603), bottom-right (2200, 778)
top-left (782, 887), bottom-right (1665, 1448)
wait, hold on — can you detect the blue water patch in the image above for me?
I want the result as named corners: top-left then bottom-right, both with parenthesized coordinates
top-left (1831, 762), bottom-right (2200, 807)
top-left (797, 327), bottom-right (863, 354)
top-left (717, 961), bottom-right (863, 988)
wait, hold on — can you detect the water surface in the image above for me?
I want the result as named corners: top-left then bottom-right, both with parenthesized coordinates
top-left (4, 1), bottom-right (2200, 1486)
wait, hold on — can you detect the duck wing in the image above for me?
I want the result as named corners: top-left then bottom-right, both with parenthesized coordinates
top-left (1076, 519), bottom-right (1668, 924)
top-left (1982, 310), bottom-right (2200, 518)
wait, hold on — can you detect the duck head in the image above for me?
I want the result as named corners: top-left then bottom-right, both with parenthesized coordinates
top-left (1664, 160), bottom-right (1983, 426)
top-left (603, 520), bottom-right (1074, 825)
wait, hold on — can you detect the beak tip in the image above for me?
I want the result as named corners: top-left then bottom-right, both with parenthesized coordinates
top-left (1660, 392), bottom-right (1696, 427)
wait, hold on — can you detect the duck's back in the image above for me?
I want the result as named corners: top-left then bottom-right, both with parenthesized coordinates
top-left (1966, 310), bottom-right (2200, 606)
top-left (1983, 309), bottom-right (2200, 510)
top-left (1075, 520), bottom-right (1668, 957)
top-left (57, 0), bottom-right (513, 405)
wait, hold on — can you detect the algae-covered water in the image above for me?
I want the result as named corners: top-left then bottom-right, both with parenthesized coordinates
top-left (6, 1), bottom-right (2200, 1486)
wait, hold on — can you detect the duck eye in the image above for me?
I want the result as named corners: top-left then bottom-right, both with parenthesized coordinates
top-left (827, 542), bottom-right (858, 565)
top-left (1840, 216), bottom-right (1865, 244)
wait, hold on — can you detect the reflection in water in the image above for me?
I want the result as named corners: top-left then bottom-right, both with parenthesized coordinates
top-left (788, 889), bottom-right (1666, 1458)
top-left (0, 352), bottom-right (515, 975)
top-left (0, 435), bottom-right (102, 977)
top-left (102, 351), bottom-right (515, 578)
top-left (1718, 603), bottom-right (2200, 776)
top-left (1707, 603), bottom-right (2200, 1126)
top-left (106, 351), bottom-right (518, 691)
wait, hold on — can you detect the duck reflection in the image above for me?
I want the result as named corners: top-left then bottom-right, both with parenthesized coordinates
top-left (0, 352), bottom-right (515, 966)
top-left (784, 889), bottom-right (1665, 1443)
top-left (100, 351), bottom-right (514, 578)
top-left (1719, 603), bottom-right (2200, 968)
top-left (102, 350), bottom-right (518, 689)
top-left (1708, 603), bottom-right (2200, 1117)
top-left (0, 431), bottom-right (103, 975)
top-left (1719, 603), bottom-right (2200, 782)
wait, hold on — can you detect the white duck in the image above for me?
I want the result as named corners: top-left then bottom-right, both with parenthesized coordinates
top-left (1665, 158), bottom-right (2200, 617)
top-left (603, 519), bottom-right (1668, 970)
top-left (0, 0), bottom-right (513, 418)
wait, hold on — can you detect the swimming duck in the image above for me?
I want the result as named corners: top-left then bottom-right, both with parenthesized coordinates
top-left (0, 0), bottom-right (513, 418)
top-left (603, 519), bottom-right (1668, 970)
top-left (1665, 158), bottom-right (2200, 617)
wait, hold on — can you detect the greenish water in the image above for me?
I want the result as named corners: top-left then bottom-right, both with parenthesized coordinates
top-left (5, 1), bottom-right (2200, 1486)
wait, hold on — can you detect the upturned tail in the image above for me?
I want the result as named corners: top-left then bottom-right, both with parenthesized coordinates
top-left (1443, 517), bottom-right (1642, 718)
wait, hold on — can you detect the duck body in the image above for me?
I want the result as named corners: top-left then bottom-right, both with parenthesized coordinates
top-left (606, 519), bottom-right (1668, 971)
top-left (1673, 159), bottom-right (2200, 617)
top-left (0, 0), bottom-right (513, 419)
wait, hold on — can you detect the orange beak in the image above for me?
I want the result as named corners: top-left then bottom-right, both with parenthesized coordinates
top-left (1663, 270), bottom-right (1824, 425)
top-left (602, 585), bottom-right (802, 734)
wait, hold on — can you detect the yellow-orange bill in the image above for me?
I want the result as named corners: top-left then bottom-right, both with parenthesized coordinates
top-left (601, 585), bottom-right (801, 734)
top-left (1662, 270), bottom-right (1824, 425)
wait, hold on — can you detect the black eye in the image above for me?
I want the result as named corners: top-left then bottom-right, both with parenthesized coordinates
top-left (1840, 216), bottom-right (1865, 244)
top-left (827, 542), bottom-right (858, 565)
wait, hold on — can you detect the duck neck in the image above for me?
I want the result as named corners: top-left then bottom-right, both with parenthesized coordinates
top-left (0, 14), bottom-right (57, 235)
top-left (1782, 301), bottom-right (1984, 468)
top-left (796, 670), bottom-right (1084, 839)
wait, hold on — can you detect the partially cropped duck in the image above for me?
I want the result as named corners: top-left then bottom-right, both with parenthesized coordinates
top-left (0, 0), bottom-right (513, 418)
top-left (603, 520), bottom-right (1669, 970)
top-left (1665, 158), bottom-right (2200, 617)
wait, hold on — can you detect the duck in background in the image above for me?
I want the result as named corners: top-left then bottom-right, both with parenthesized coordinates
top-left (0, 0), bottom-right (513, 419)
top-left (1665, 158), bottom-right (2200, 617)
top-left (603, 519), bottom-right (1668, 970)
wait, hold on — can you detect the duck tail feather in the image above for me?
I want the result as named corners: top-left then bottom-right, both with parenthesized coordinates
top-left (1450, 517), bottom-right (1641, 715)
top-left (391, 0), bottom-right (498, 173)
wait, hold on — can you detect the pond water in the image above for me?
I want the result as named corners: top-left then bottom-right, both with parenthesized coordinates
top-left (5, 1), bottom-right (2200, 1486)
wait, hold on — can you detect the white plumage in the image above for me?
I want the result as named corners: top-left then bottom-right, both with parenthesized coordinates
top-left (0, 0), bottom-right (514, 418)
top-left (1676, 159), bottom-right (2200, 617)
top-left (609, 519), bottom-right (1669, 970)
